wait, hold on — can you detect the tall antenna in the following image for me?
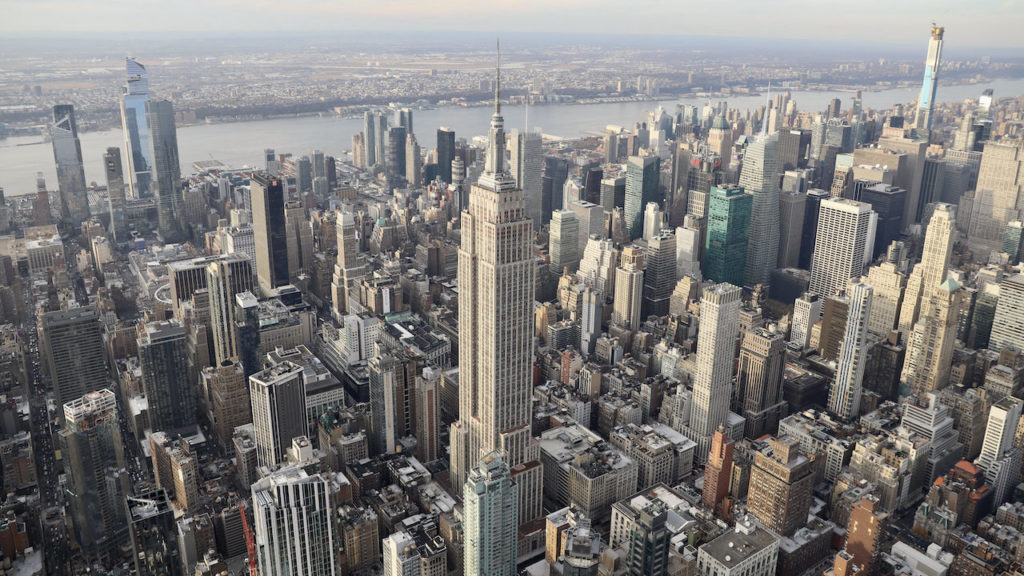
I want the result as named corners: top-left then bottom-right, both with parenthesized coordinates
top-left (495, 38), bottom-right (501, 115)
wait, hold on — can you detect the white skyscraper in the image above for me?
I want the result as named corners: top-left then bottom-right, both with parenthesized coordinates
top-left (790, 292), bottom-right (822, 350)
top-left (809, 197), bottom-right (875, 298)
top-left (828, 281), bottom-right (873, 420)
top-left (689, 283), bottom-right (742, 459)
top-left (449, 57), bottom-right (544, 546)
top-left (549, 209), bottom-right (581, 273)
top-left (331, 211), bottom-right (368, 319)
top-left (581, 286), bottom-right (602, 357)
top-left (579, 237), bottom-right (619, 294)
top-left (990, 273), bottom-right (1024, 353)
top-left (675, 214), bottom-right (703, 280)
top-left (464, 454), bottom-right (519, 576)
top-left (612, 246), bottom-right (644, 331)
top-left (643, 202), bottom-right (664, 241)
top-left (252, 465), bottom-right (336, 576)
top-left (509, 128), bottom-right (543, 228)
top-left (740, 132), bottom-right (780, 288)
top-left (898, 203), bottom-right (956, 337)
top-left (975, 397), bottom-right (1023, 506)
top-left (120, 58), bottom-right (153, 197)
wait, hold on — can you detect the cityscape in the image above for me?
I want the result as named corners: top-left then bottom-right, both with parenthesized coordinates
top-left (3, 5), bottom-right (1024, 576)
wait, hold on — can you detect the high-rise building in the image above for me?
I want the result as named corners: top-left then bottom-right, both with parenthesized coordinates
top-left (138, 320), bottom-right (195, 433)
top-left (127, 488), bottom-right (182, 576)
top-left (120, 58), bottom-right (153, 197)
top-left (624, 156), bottom-right (660, 239)
top-left (414, 368), bottom-right (441, 464)
top-left (809, 197), bottom-right (875, 298)
top-left (625, 501), bottom-right (671, 576)
top-left (613, 246), bottom-right (644, 331)
top-left (40, 306), bottom-right (108, 419)
top-left (580, 286), bottom-right (602, 356)
top-left (147, 99), bottom-right (180, 240)
top-left (902, 279), bottom-right (962, 397)
top-left (735, 327), bottom-right (786, 438)
top-left (252, 465), bottom-right (336, 576)
top-left (990, 273), bottom-right (1024, 353)
top-left (740, 132), bottom-right (780, 288)
top-left (104, 147), bottom-right (128, 242)
top-left (778, 191), bottom-right (806, 268)
top-left (387, 125), bottom-right (408, 188)
top-left (61, 390), bottom-right (129, 559)
top-left (689, 283), bottom-right (741, 459)
top-left (828, 282), bottom-right (873, 420)
top-left (464, 454), bottom-right (519, 576)
top-left (974, 397), bottom-right (1023, 506)
top-left (203, 359), bottom-right (251, 452)
top-left (969, 141), bottom-right (1024, 246)
top-left (704, 185), bottom-right (752, 287)
top-left (550, 210), bottom-right (581, 273)
top-left (331, 210), bottom-right (368, 319)
top-left (898, 204), bottom-right (956, 337)
top-left (251, 172), bottom-right (289, 293)
top-left (702, 426), bottom-right (734, 514)
top-left (863, 249), bottom-right (906, 337)
top-left (405, 134), bottom-right (422, 187)
top-left (643, 231), bottom-right (677, 318)
top-left (436, 127), bottom-right (456, 184)
top-left (747, 436), bottom-right (815, 536)
top-left (860, 184), bottom-right (906, 259)
top-left (50, 104), bottom-right (89, 224)
top-left (250, 361), bottom-right (307, 469)
top-left (207, 254), bottom-right (256, 366)
top-left (708, 115), bottom-right (734, 169)
top-left (914, 26), bottom-right (944, 142)
top-left (798, 188), bottom-right (831, 269)
top-left (843, 497), bottom-right (887, 575)
top-left (383, 524), bottom-right (446, 576)
top-left (369, 346), bottom-right (419, 455)
top-left (790, 292), bottom-right (822, 350)
top-left (510, 129), bottom-right (543, 228)
top-left (675, 214), bottom-right (703, 280)
top-left (284, 200), bottom-right (313, 276)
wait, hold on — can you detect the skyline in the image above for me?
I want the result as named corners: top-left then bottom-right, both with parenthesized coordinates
top-left (3, 1), bottom-right (1024, 50)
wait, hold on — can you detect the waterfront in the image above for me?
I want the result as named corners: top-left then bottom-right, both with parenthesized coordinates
top-left (3, 77), bottom-right (1024, 196)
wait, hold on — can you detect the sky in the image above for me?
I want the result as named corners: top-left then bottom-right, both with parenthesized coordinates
top-left (3, 0), bottom-right (1024, 49)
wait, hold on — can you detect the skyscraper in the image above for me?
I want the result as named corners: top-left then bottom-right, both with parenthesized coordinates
top-left (625, 501), bottom-right (671, 576)
top-left (40, 306), bottom-right (108, 419)
top-left (702, 426), bottom-right (734, 514)
top-left (406, 133), bottom-right (422, 187)
top-left (624, 156), bottom-right (660, 239)
top-left (704, 185), bottom-right (752, 287)
top-left (147, 99), bottom-right (181, 241)
top-left (747, 436), bottom-right (815, 536)
top-left (914, 26), bottom-right (944, 142)
top-left (120, 57), bottom-right (153, 197)
top-left (138, 320), bottom-right (195, 433)
top-left (642, 231), bottom-right (676, 318)
top-left (203, 359), bottom-right (251, 453)
top-left (251, 172), bottom-right (289, 293)
top-left (898, 203), bottom-right (956, 336)
top-left (809, 197), bottom-right (875, 298)
top-left (61, 390), bottom-right (129, 559)
top-left (510, 129), bottom-right (543, 228)
top-left (735, 326), bottom-right (787, 438)
top-left (50, 104), bottom-right (89, 224)
top-left (250, 361), bottom-right (307, 469)
top-left (828, 281), bottom-right (873, 420)
top-left (127, 488), bottom-right (182, 576)
top-left (464, 454), bottom-right (519, 576)
top-left (689, 283), bottom-right (741, 459)
top-left (207, 254), bottom-right (256, 366)
top-left (740, 132), bottom-right (780, 288)
top-left (968, 140), bottom-right (1024, 246)
top-left (990, 273), bottom-right (1024, 353)
top-left (104, 147), bottom-right (127, 242)
top-left (369, 346), bottom-right (419, 455)
top-left (612, 246), bottom-right (644, 331)
top-left (284, 200), bottom-right (313, 276)
top-left (550, 209), bottom-right (581, 273)
top-left (252, 465), bottom-right (336, 576)
top-left (331, 211), bottom-right (368, 318)
top-left (449, 61), bottom-right (544, 543)
top-left (974, 397), bottom-right (1023, 506)
top-left (387, 125), bottom-right (407, 188)
top-left (902, 278), bottom-right (961, 397)
top-left (436, 127), bottom-right (456, 184)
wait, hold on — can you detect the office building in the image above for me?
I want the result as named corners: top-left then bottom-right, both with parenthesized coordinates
top-left (735, 326), bottom-right (786, 438)
top-left (147, 99), bottom-right (180, 240)
top-left (969, 140), bottom-right (1024, 246)
top-left (50, 104), bottom-right (89, 224)
top-left (613, 246), bottom-right (644, 331)
top-left (250, 361), bottom-right (307, 469)
top-left (104, 147), bottom-right (127, 242)
top-left (414, 368), bottom-right (441, 463)
top-left (676, 214), bottom-right (703, 280)
top-left (624, 156), bottom-right (660, 239)
top-left (61, 390), bottom-right (128, 559)
top-left (990, 274), bottom-right (1024, 353)
top-left (860, 184), bottom-right (906, 259)
top-left (406, 133), bottom-right (422, 187)
top-left (898, 203), bottom-right (956, 336)
top-left (386, 125), bottom-right (407, 187)
top-left (550, 209), bottom-right (581, 273)
top-left (450, 74), bottom-right (544, 545)
top-left (914, 26), bottom-right (944, 142)
top-left (704, 185), bottom-right (752, 288)
top-left (207, 254), bottom-right (256, 366)
top-left (863, 250), bottom-right (906, 337)
top-left (383, 524), bottom-right (446, 576)
top-left (741, 132), bottom-right (780, 288)
top-left (809, 198), bottom-right (874, 298)
top-left (702, 426), bottom-right (734, 513)
top-left (464, 454), bottom-right (519, 576)
top-left (790, 292), bottom-right (822, 350)
top-left (331, 210), bottom-right (368, 318)
top-left (747, 436), bottom-right (815, 536)
top-left (252, 465), bottom-right (336, 576)
top-left (120, 58), bottom-right (153, 197)
top-left (708, 115), bottom-right (734, 169)
top-left (251, 172), bottom-right (289, 293)
top-left (510, 129), bottom-right (543, 227)
top-left (689, 283), bottom-right (741, 459)
top-left (696, 518), bottom-right (779, 576)
top-left (625, 501), bottom-right (671, 576)
top-left (127, 489), bottom-right (182, 576)
top-left (798, 189), bottom-right (831, 269)
top-left (902, 279), bottom-right (962, 397)
top-left (369, 346), bottom-right (419, 455)
top-left (436, 127), bottom-right (456, 184)
top-left (138, 320), bottom-right (195, 433)
top-left (642, 231), bottom-right (676, 318)
top-left (828, 282), bottom-right (873, 420)
top-left (974, 397), bottom-right (1023, 506)
top-left (778, 191), bottom-right (806, 269)
top-left (204, 359), bottom-right (251, 453)
top-left (40, 306), bottom-right (108, 417)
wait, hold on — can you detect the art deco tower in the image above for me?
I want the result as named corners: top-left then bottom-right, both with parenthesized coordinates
top-left (450, 49), bottom-right (544, 537)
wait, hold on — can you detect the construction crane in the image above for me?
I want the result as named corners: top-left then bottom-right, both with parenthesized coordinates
top-left (240, 501), bottom-right (258, 576)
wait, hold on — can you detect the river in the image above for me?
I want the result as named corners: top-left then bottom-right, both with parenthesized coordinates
top-left (3, 78), bottom-right (1024, 196)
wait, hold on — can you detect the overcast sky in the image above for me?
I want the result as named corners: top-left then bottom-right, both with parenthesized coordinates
top-left (4, 0), bottom-right (1023, 49)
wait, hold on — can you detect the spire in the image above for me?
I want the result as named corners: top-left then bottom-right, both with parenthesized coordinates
top-left (761, 80), bottom-right (772, 136)
top-left (494, 38), bottom-right (501, 115)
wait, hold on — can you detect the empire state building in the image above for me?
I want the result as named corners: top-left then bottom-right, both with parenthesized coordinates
top-left (450, 50), bottom-right (545, 551)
